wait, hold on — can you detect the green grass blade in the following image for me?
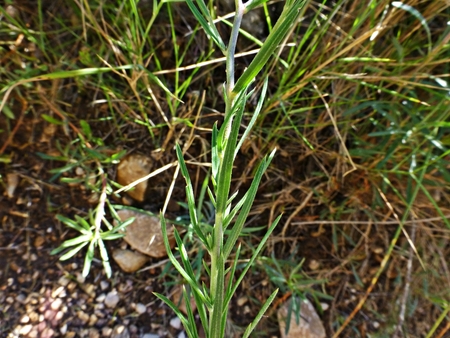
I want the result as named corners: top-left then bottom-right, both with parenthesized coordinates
top-left (233, 0), bottom-right (306, 94)
top-left (242, 288), bottom-right (279, 338)
top-left (224, 149), bottom-right (276, 259)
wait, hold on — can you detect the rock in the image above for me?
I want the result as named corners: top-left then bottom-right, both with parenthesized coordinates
top-left (116, 210), bottom-right (174, 258)
top-left (117, 154), bottom-right (153, 201)
top-left (277, 298), bottom-right (326, 338)
top-left (111, 324), bottom-right (130, 338)
top-left (102, 327), bottom-right (113, 337)
top-left (89, 328), bottom-right (100, 338)
top-left (19, 324), bottom-right (33, 335)
top-left (141, 334), bottom-right (159, 338)
top-left (100, 280), bottom-right (109, 291)
top-left (170, 316), bottom-right (182, 330)
top-left (135, 303), bottom-right (147, 314)
top-left (112, 249), bottom-right (149, 273)
top-left (104, 290), bottom-right (120, 309)
top-left (5, 173), bottom-right (19, 198)
top-left (77, 311), bottom-right (90, 324)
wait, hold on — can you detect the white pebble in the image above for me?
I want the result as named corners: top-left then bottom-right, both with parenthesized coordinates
top-left (100, 281), bottom-right (109, 291)
top-left (135, 303), bottom-right (147, 314)
top-left (104, 290), bottom-right (120, 309)
top-left (170, 316), bottom-right (182, 330)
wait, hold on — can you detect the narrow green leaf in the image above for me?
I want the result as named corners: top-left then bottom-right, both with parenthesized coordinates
top-left (79, 120), bottom-right (92, 139)
top-left (98, 238), bottom-right (112, 278)
top-left (242, 289), bottom-right (279, 338)
top-left (224, 149), bottom-right (276, 258)
top-left (184, 0), bottom-right (226, 51)
top-left (48, 163), bottom-right (78, 174)
top-left (182, 286), bottom-right (199, 338)
top-left (211, 122), bottom-right (219, 180)
top-left (226, 215), bottom-right (281, 305)
top-left (101, 232), bottom-right (125, 241)
top-left (215, 97), bottom-right (247, 215)
top-left (176, 144), bottom-right (208, 246)
top-left (41, 114), bottom-right (64, 125)
top-left (235, 77), bottom-right (268, 158)
top-left (82, 240), bottom-right (95, 277)
top-left (160, 214), bottom-right (211, 306)
top-left (1, 103), bottom-right (15, 119)
top-left (57, 241), bottom-right (89, 260)
top-left (233, 0), bottom-right (306, 94)
top-left (53, 234), bottom-right (92, 251)
top-left (224, 244), bottom-right (241, 307)
top-left (56, 214), bottom-right (91, 234)
top-left (74, 215), bottom-right (92, 231)
top-left (153, 292), bottom-right (193, 336)
top-left (111, 217), bottom-right (135, 233)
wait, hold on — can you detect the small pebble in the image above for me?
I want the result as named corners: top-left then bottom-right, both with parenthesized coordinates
top-left (88, 314), bottom-right (98, 326)
top-left (51, 298), bottom-right (63, 310)
top-left (20, 315), bottom-right (30, 323)
top-left (58, 276), bottom-right (70, 287)
top-left (19, 324), bottom-right (33, 335)
top-left (135, 303), bottom-right (147, 314)
top-left (321, 302), bottom-right (330, 311)
top-left (141, 334), bottom-right (159, 338)
top-left (104, 290), bottom-right (120, 309)
top-left (100, 281), bottom-right (109, 291)
top-left (111, 324), bottom-right (130, 338)
top-left (102, 327), bottom-right (113, 337)
top-left (52, 286), bottom-right (65, 298)
top-left (237, 296), bottom-right (247, 306)
top-left (244, 305), bottom-right (251, 314)
top-left (60, 323), bottom-right (67, 335)
top-left (96, 293), bottom-right (106, 303)
top-left (76, 273), bottom-right (86, 284)
top-left (84, 283), bottom-right (96, 298)
top-left (77, 311), bottom-right (90, 324)
top-left (41, 328), bottom-right (55, 337)
top-left (118, 307), bottom-right (127, 316)
top-left (28, 311), bottom-right (39, 322)
top-left (89, 328), bottom-right (100, 338)
top-left (170, 316), bottom-right (182, 330)
top-left (34, 236), bottom-right (45, 247)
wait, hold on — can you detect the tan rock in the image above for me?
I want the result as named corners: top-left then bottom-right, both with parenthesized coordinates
top-left (112, 249), bottom-right (149, 273)
top-left (277, 298), bottom-right (326, 338)
top-left (116, 209), bottom-right (174, 258)
top-left (116, 154), bottom-right (153, 202)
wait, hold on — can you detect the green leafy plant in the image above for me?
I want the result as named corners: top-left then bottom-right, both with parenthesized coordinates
top-left (51, 204), bottom-right (135, 278)
top-left (154, 1), bottom-right (306, 337)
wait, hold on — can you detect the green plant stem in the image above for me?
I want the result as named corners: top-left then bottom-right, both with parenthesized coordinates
top-left (209, 2), bottom-right (247, 336)
top-left (225, 0), bottom-right (244, 99)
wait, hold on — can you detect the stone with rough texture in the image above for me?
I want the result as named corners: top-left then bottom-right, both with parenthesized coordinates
top-left (117, 154), bottom-right (153, 202)
top-left (111, 325), bottom-right (130, 338)
top-left (277, 298), bottom-right (326, 338)
top-left (117, 209), bottom-right (174, 258)
top-left (112, 249), bottom-right (149, 273)
top-left (104, 290), bottom-right (120, 309)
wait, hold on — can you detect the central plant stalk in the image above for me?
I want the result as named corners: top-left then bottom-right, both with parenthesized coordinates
top-left (209, 3), bottom-right (245, 337)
